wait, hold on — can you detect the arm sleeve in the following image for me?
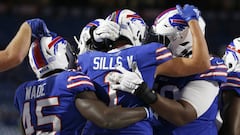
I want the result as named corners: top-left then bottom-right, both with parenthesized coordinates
top-left (180, 80), bottom-right (219, 117)
top-left (66, 71), bottom-right (96, 93)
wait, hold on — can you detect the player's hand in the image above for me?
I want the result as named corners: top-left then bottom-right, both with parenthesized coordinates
top-left (26, 18), bottom-right (51, 38)
top-left (109, 62), bottom-right (158, 104)
top-left (108, 62), bottom-right (143, 94)
top-left (176, 4), bottom-right (200, 22)
top-left (93, 19), bottom-right (120, 42)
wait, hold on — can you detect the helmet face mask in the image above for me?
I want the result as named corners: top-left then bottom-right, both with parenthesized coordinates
top-left (28, 36), bottom-right (74, 78)
top-left (151, 8), bottom-right (205, 58)
top-left (106, 9), bottom-right (148, 46)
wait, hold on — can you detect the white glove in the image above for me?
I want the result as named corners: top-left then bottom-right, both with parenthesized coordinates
top-left (108, 62), bottom-right (143, 93)
top-left (93, 19), bottom-right (120, 42)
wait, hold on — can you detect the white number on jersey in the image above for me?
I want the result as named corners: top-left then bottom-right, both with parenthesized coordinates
top-left (105, 72), bottom-right (118, 106)
top-left (22, 97), bottom-right (61, 134)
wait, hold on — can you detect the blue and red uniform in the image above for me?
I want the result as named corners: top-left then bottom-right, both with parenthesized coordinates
top-left (153, 57), bottom-right (227, 135)
top-left (14, 70), bottom-right (95, 135)
top-left (77, 42), bottom-right (172, 135)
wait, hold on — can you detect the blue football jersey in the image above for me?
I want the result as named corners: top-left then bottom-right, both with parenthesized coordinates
top-left (220, 71), bottom-right (240, 95)
top-left (14, 70), bottom-right (95, 135)
top-left (77, 42), bottom-right (172, 135)
top-left (153, 57), bottom-right (227, 135)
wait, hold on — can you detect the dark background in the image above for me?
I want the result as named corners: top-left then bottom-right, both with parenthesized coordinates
top-left (0, 0), bottom-right (239, 134)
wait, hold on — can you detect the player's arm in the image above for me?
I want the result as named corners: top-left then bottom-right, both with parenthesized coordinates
top-left (75, 91), bottom-right (149, 129)
top-left (156, 4), bottom-right (210, 77)
top-left (151, 80), bottom-right (219, 126)
top-left (0, 18), bottom-right (50, 72)
top-left (0, 22), bottom-right (31, 72)
top-left (108, 65), bottom-right (219, 126)
top-left (219, 90), bottom-right (240, 135)
top-left (19, 117), bottom-right (25, 135)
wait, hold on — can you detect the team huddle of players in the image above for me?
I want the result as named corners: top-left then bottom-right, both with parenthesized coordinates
top-left (11, 4), bottom-right (240, 135)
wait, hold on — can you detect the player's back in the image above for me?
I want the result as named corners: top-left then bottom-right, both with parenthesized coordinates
top-left (14, 70), bottom-right (94, 135)
top-left (77, 42), bottom-right (172, 135)
top-left (78, 42), bottom-right (171, 107)
top-left (153, 56), bottom-right (227, 135)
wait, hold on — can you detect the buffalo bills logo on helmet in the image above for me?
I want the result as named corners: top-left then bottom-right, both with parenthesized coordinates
top-left (127, 14), bottom-right (145, 25)
top-left (169, 14), bottom-right (188, 31)
top-left (48, 36), bottom-right (66, 55)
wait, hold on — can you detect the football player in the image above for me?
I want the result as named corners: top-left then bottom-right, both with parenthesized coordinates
top-left (219, 37), bottom-right (240, 135)
top-left (14, 32), bottom-right (153, 134)
top-left (74, 4), bottom-right (210, 135)
top-left (109, 5), bottom-right (228, 135)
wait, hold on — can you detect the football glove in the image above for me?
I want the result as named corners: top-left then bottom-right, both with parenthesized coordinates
top-left (108, 62), bottom-right (143, 94)
top-left (176, 4), bottom-right (200, 22)
top-left (92, 19), bottom-right (120, 42)
top-left (26, 18), bottom-right (51, 38)
top-left (109, 62), bottom-right (157, 104)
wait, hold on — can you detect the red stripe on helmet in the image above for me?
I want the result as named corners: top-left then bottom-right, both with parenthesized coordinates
top-left (127, 14), bottom-right (141, 19)
top-left (114, 10), bottom-right (121, 23)
top-left (48, 36), bottom-right (62, 49)
top-left (33, 40), bottom-right (48, 68)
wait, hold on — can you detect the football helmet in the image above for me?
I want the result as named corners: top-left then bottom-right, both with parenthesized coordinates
top-left (222, 37), bottom-right (240, 72)
top-left (75, 19), bottom-right (118, 54)
top-left (28, 35), bottom-right (76, 78)
top-left (106, 9), bottom-right (148, 46)
top-left (151, 7), bottom-right (206, 57)
top-left (74, 19), bottom-right (100, 55)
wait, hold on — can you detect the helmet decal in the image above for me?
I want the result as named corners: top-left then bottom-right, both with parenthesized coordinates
top-left (169, 14), bottom-right (188, 31)
top-left (127, 14), bottom-right (145, 25)
top-left (48, 36), bottom-right (62, 49)
top-left (152, 7), bottom-right (205, 57)
top-left (48, 36), bottom-right (65, 55)
top-left (85, 20), bottom-right (100, 28)
top-left (32, 40), bottom-right (48, 69)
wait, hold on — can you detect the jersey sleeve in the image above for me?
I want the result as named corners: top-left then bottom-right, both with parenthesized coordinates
top-left (66, 71), bottom-right (96, 93)
top-left (152, 42), bottom-right (173, 65)
top-left (193, 57), bottom-right (228, 83)
top-left (220, 72), bottom-right (240, 95)
top-left (137, 42), bottom-right (173, 66)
